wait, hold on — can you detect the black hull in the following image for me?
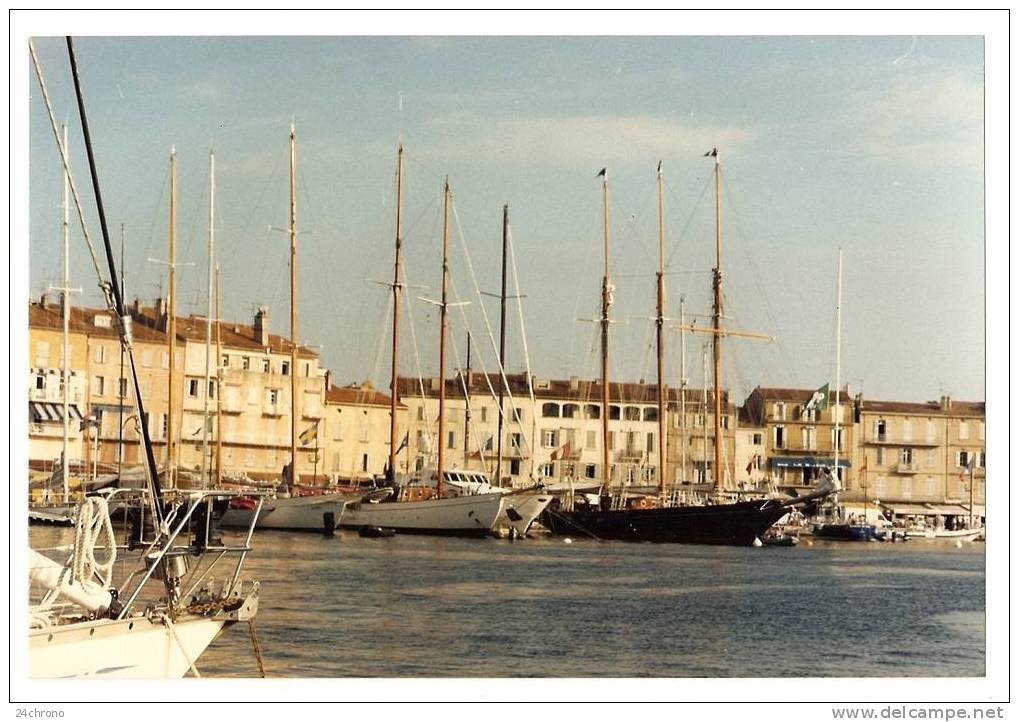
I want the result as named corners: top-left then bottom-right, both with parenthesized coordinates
top-left (539, 499), bottom-right (789, 546)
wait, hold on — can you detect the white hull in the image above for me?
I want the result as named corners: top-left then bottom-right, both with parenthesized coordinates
top-left (219, 494), bottom-right (347, 531)
top-left (340, 492), bottom-right (504, 536)
top-left (31, 613), bottom-right (229, 678)
top-left (906, 527), bottom-right (982, 542)
top-left (497, 490), bottom-right (554, 536)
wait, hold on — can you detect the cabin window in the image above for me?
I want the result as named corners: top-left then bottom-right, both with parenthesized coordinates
top-left (644, 407), bottom-right (658, 422)
top-left (541, 403), bottom-right (559, 419)
top-left (609, 405), bottom-right (620, 420)
top-left (624, 406), bottom-right (641, 421)
top-left (585, 404), bottom-right (600, 420)
top-left (562, 403), bottom-right (578, 419)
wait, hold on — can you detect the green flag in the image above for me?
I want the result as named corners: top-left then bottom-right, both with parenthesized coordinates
top-left (805, 383), bottom-right (830, 411)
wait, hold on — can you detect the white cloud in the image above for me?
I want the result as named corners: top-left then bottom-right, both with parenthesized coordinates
top-left (417, 113), bottom-right (757, 165)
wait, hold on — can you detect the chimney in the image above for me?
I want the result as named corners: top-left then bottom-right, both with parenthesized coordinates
top-left (40, 293), bottom-right (48, 308)
top-left (254, 306), bottom-right (269, 346)
top-left (324, 369), bottom-right (331, 391)
top-left (569, 376), bottom-right (579, 392)
top-left (430, 377), bottom-right (440, 392)
top-left (155, 297), bottom-right (167, 331)
top-left (940, 395), bottom-right (952, 412)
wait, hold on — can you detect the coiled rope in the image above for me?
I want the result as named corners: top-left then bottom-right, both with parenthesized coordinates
top-left (72, 496), bottom-right (117, 588)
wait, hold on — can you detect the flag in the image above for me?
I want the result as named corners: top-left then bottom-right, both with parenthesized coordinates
top-left (395, 432), bottom-right (409, 454)
top-left (551, 441), bottom-right (571, 461)
top-left (596, 167), bottom-right (606, 178)
top-left (192, 415), bottom-right (213, 436)
top-left (746, 455), bottom-right (755, 475)
top-left (804, 383), bottom-right (830, 412)
top-left (703, 148), bottom-right (718, 157)
top-left (299, 423), bottom-right (318, 445)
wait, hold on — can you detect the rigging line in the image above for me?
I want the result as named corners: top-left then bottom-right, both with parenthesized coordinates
top-left (721, 172), bottom-right (801, 388)
top-left (664, 172), bottom-right (713, 272)
top-left (252, 224), bottom-right (275, 309)
top-left (226, 147), bottom-right (284, 269)
top-left (507, 224), bottom-right (540, 459)
top-left (449, 200), bottom-right (535, 456)
top-left (29, 39), bottom-right (106, 293)
top-left (566, 202), bottom-right (602, 379)
top-left (133, 163), bottom-right (169, 304)
top-left (404, 267), bottom-right (435, 455)
top-left (367, 295), bottom-right (394, 390)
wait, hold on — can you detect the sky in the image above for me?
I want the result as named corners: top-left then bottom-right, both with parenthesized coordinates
top-left (23, 25), bottom-right (989, 405)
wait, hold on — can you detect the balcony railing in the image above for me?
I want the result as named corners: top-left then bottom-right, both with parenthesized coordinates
top-left (896, 462), bottom-right (920, 474)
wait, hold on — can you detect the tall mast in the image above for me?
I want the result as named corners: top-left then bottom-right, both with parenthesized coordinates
top-left (600, 169), bottom-right (611, 489)
top-left (710, 149), bottom-right (724, 495)
top-left (215, 264), bottom-right (223, 488)
top-left (167, 147), bottom-right (177, 488)
top-left (834, 248), bottom-right (843, 483)
top-left (201, 149), bottom-right (215, 488)
top-left (655, 162), bottom-right (667, 499)
top-left (288, 123), bottom-right (299, 489)
top-left (464, 331), bottom-right (471, 464)
top-left (60, 124), bottom-right (71, 501)
top-left (118, 222), bottom-right (125, 481)
top-left (388, 145), bottom-right (404, 482)
top-left (437, 179), bottom-right (451, 498)
top-left (495, 204), bottom-right (509, 486)
top-left (680, 296), bottom-right (687, 485)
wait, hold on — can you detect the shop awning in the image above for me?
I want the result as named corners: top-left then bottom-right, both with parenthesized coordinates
top-left (771, 456), bottom-right (850, 469)
top-left (883, 503), bottom-right (933, 516)
top-left (29, 402), bottom-right (83, 423)
top-left (924, 504), bottom-right (971, 515)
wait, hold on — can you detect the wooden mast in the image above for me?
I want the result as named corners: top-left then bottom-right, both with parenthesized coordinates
top-left (166, 147), bottom-right (177, 488)
top-left (201, 149), bottom-right (215, 488)
top-left (599, 169), bottom-right (611, 492)
top-left (388, 145), bottom-right (404, 482)
top-left (437, 179), bottom-right (451, 498)
top-left (215, 264), bottom-right (223, 488)
top-left (495, 204), bottom-right (509, 486)
top-left (288, 123), bottom-right (299, 490)
top-left (655, 162), bottom-right (667, 500)
top-left (710, 149), bottom-right (724, 496)
top-left (464, 331), bottom-right (471, 463)
top-left (60, 124), bottom-right (72, 501)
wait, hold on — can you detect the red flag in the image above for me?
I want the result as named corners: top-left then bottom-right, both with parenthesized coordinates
top-left (746, 457), bottom-right (754, 475)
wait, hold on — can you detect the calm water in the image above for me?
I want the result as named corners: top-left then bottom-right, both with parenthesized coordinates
top-left (200, 531), bottom-right (984, 678)
top-left (30, 528), bottom-right (985, 678)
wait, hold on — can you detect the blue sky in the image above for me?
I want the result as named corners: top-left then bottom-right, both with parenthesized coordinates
top-left (26, 32), bottom-right (986, 403)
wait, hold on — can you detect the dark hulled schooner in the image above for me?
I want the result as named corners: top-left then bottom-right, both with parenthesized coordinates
top-left (540, 154), bottom-right (832, 545)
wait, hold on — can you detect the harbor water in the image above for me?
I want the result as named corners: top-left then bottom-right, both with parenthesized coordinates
top-left (29, 528), bottom-right (985, 678)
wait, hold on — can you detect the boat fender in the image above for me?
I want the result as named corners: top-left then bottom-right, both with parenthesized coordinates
top-left (752, 537), bottom-right (763, 547)
top-left (564, 538), bottom-right (573, 544)
top-left (954, 540), bottom-right (963, 548)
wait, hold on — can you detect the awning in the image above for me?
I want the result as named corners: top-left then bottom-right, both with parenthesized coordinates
top-left (29, 402), bottom-right (83, 423)
top-left (771, 456), bottom-right (850, 469)
top-left (883, 503), bottom-right (934, 516)
top-left (924, 504), bottom-right (971, 516)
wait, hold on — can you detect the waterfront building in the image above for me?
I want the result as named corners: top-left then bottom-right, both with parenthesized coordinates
top-left (853, 395), bottom-right (985, 513)
top-left (323, 382), bottom-right (404, 483)
top-left (741, 386), bottom-right (856, 495)
top-left (665, 390), bottom-right (738, 489)
top-left (396, 372), bottom-right (665, 489)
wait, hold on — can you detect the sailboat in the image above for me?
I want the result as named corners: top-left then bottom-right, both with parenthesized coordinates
top-left (540, 156), bottom-right (833, 545)
top-left (218, 125), bottom-right (347, 533)
top-left (339, 158), bottom-right (505, 536)
top-left (28, 37), bottom-right (263, 678)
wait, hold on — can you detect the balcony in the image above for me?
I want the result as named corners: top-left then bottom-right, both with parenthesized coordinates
top-left (896, 462), bottom-right (921, 474)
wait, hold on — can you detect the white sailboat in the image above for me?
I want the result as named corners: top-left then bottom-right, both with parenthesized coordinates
top-left (29, 38), bottom-right (263, 678)
top-left (340, 157), bottom-right (505, 536)
top-left (216, 125), bottom-right (348, 533)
